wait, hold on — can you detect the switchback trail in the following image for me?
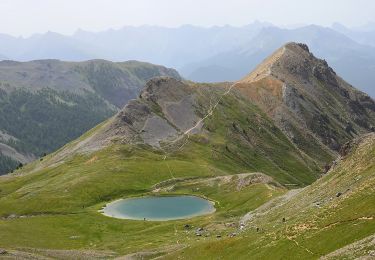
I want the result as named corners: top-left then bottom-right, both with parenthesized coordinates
top-left (160, 82), bottom-right (237, 178)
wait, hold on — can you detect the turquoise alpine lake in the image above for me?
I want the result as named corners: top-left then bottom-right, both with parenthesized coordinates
top-left (101, 195), bottom-right (216, 221)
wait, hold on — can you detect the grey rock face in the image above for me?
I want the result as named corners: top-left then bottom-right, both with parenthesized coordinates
top-left (81, 77), bottom-right (203, 149)
top-left (141, 116), bottom-right (179, 147)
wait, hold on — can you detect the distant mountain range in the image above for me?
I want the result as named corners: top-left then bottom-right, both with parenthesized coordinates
top-left (332, 22), bottom-right (375, 47)
top-left (0, 22), bottom-right (270, 65)
top-left (0, 43), bottom-right (374, 258)
top-left (0, 23), bottom-right (374, 97)
top-left (184, 25), bottom-right (375, 98)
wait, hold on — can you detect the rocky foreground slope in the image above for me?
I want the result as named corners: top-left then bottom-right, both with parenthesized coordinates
top-left (0, 43), bottom-right (374, 259)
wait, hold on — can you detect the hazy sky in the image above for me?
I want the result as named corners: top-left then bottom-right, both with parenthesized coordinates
top-left (1, 0), bottom-right (374, 37)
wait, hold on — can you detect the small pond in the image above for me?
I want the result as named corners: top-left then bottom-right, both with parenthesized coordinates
top-left (101, 195), bottom-right (215, 221)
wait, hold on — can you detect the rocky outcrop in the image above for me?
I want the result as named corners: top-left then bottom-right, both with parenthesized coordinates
top-left (51, 43), bottom-right (375, 172)
top-left (140, 77), bottom-right (201, 133)
top-left (79, 77), bottom-right (202, 149)
top-left (235, 42), bottom-right (375, 164)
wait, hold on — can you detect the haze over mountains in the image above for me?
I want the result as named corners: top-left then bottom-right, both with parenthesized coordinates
top-left (1, 0), bottom-right (374, 258)
top-left (0, 22), bottom-right (374, 97)
top-left (186, 26), bottom-right (375, 96)
top-left (0, 43), bottom-right (374, 258)
top-left (332, 22), bottom-right (375, 47)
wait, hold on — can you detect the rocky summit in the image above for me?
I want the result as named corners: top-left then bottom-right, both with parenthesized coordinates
top-left (0, 43), bottom-right (374, 259)
top-left (236, 42), bottom-right (375, 162)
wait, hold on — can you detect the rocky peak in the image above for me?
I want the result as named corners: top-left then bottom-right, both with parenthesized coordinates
top-left (282, 42), bottom-right (311, 56)
top-left (270, 42), bottom-right (337, 86)
top-left (295, 43), bottom-right (309, 52)
top-left (240, 42), bottom-right (318, 84)
top-left (79, 77), bottom-right (202, 150)
top-left (140, 77), bottom-right (193, 104)
top-left (235, 42), bottom-right (375, 162)
top-left (66, 44), bottom-right (374, 167)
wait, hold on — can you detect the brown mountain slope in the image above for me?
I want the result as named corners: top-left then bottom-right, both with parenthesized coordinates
top-left (235, 42), bottom-right (375, 164)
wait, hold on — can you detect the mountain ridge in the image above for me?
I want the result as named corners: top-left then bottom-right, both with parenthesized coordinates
top-left (0, 43), bottom-right (374, 259)
top-left (235, 42), bottom-right (375, 163)
top-left (1, 23), bottom-right (375, 98)
top-left (0, 59), bottom-right (181, 174)
top-left (37, 42), bottom-right (375, 172)
top-left (184, 26), bottom-right (375, 97)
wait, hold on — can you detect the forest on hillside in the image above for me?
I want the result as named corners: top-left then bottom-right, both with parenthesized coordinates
top-left (0, 87), bottom-right (115, 174)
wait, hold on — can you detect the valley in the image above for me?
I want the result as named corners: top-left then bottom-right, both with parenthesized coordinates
top-left (0, 43), bottom-right (374, 259)
top-left (0, 60), bottom-right (180, 175)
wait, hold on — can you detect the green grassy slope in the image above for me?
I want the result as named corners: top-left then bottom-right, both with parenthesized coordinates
top-left (165, 133), bottom-right (375, 259)
top-left (0, 44), bottom-right (373, 258)
top-left (0, 145), bottom-right (287, 255)
top-left (0, 81), bottom-right (322, 256)
top-left (0, 84), bottom-right (319, 214)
